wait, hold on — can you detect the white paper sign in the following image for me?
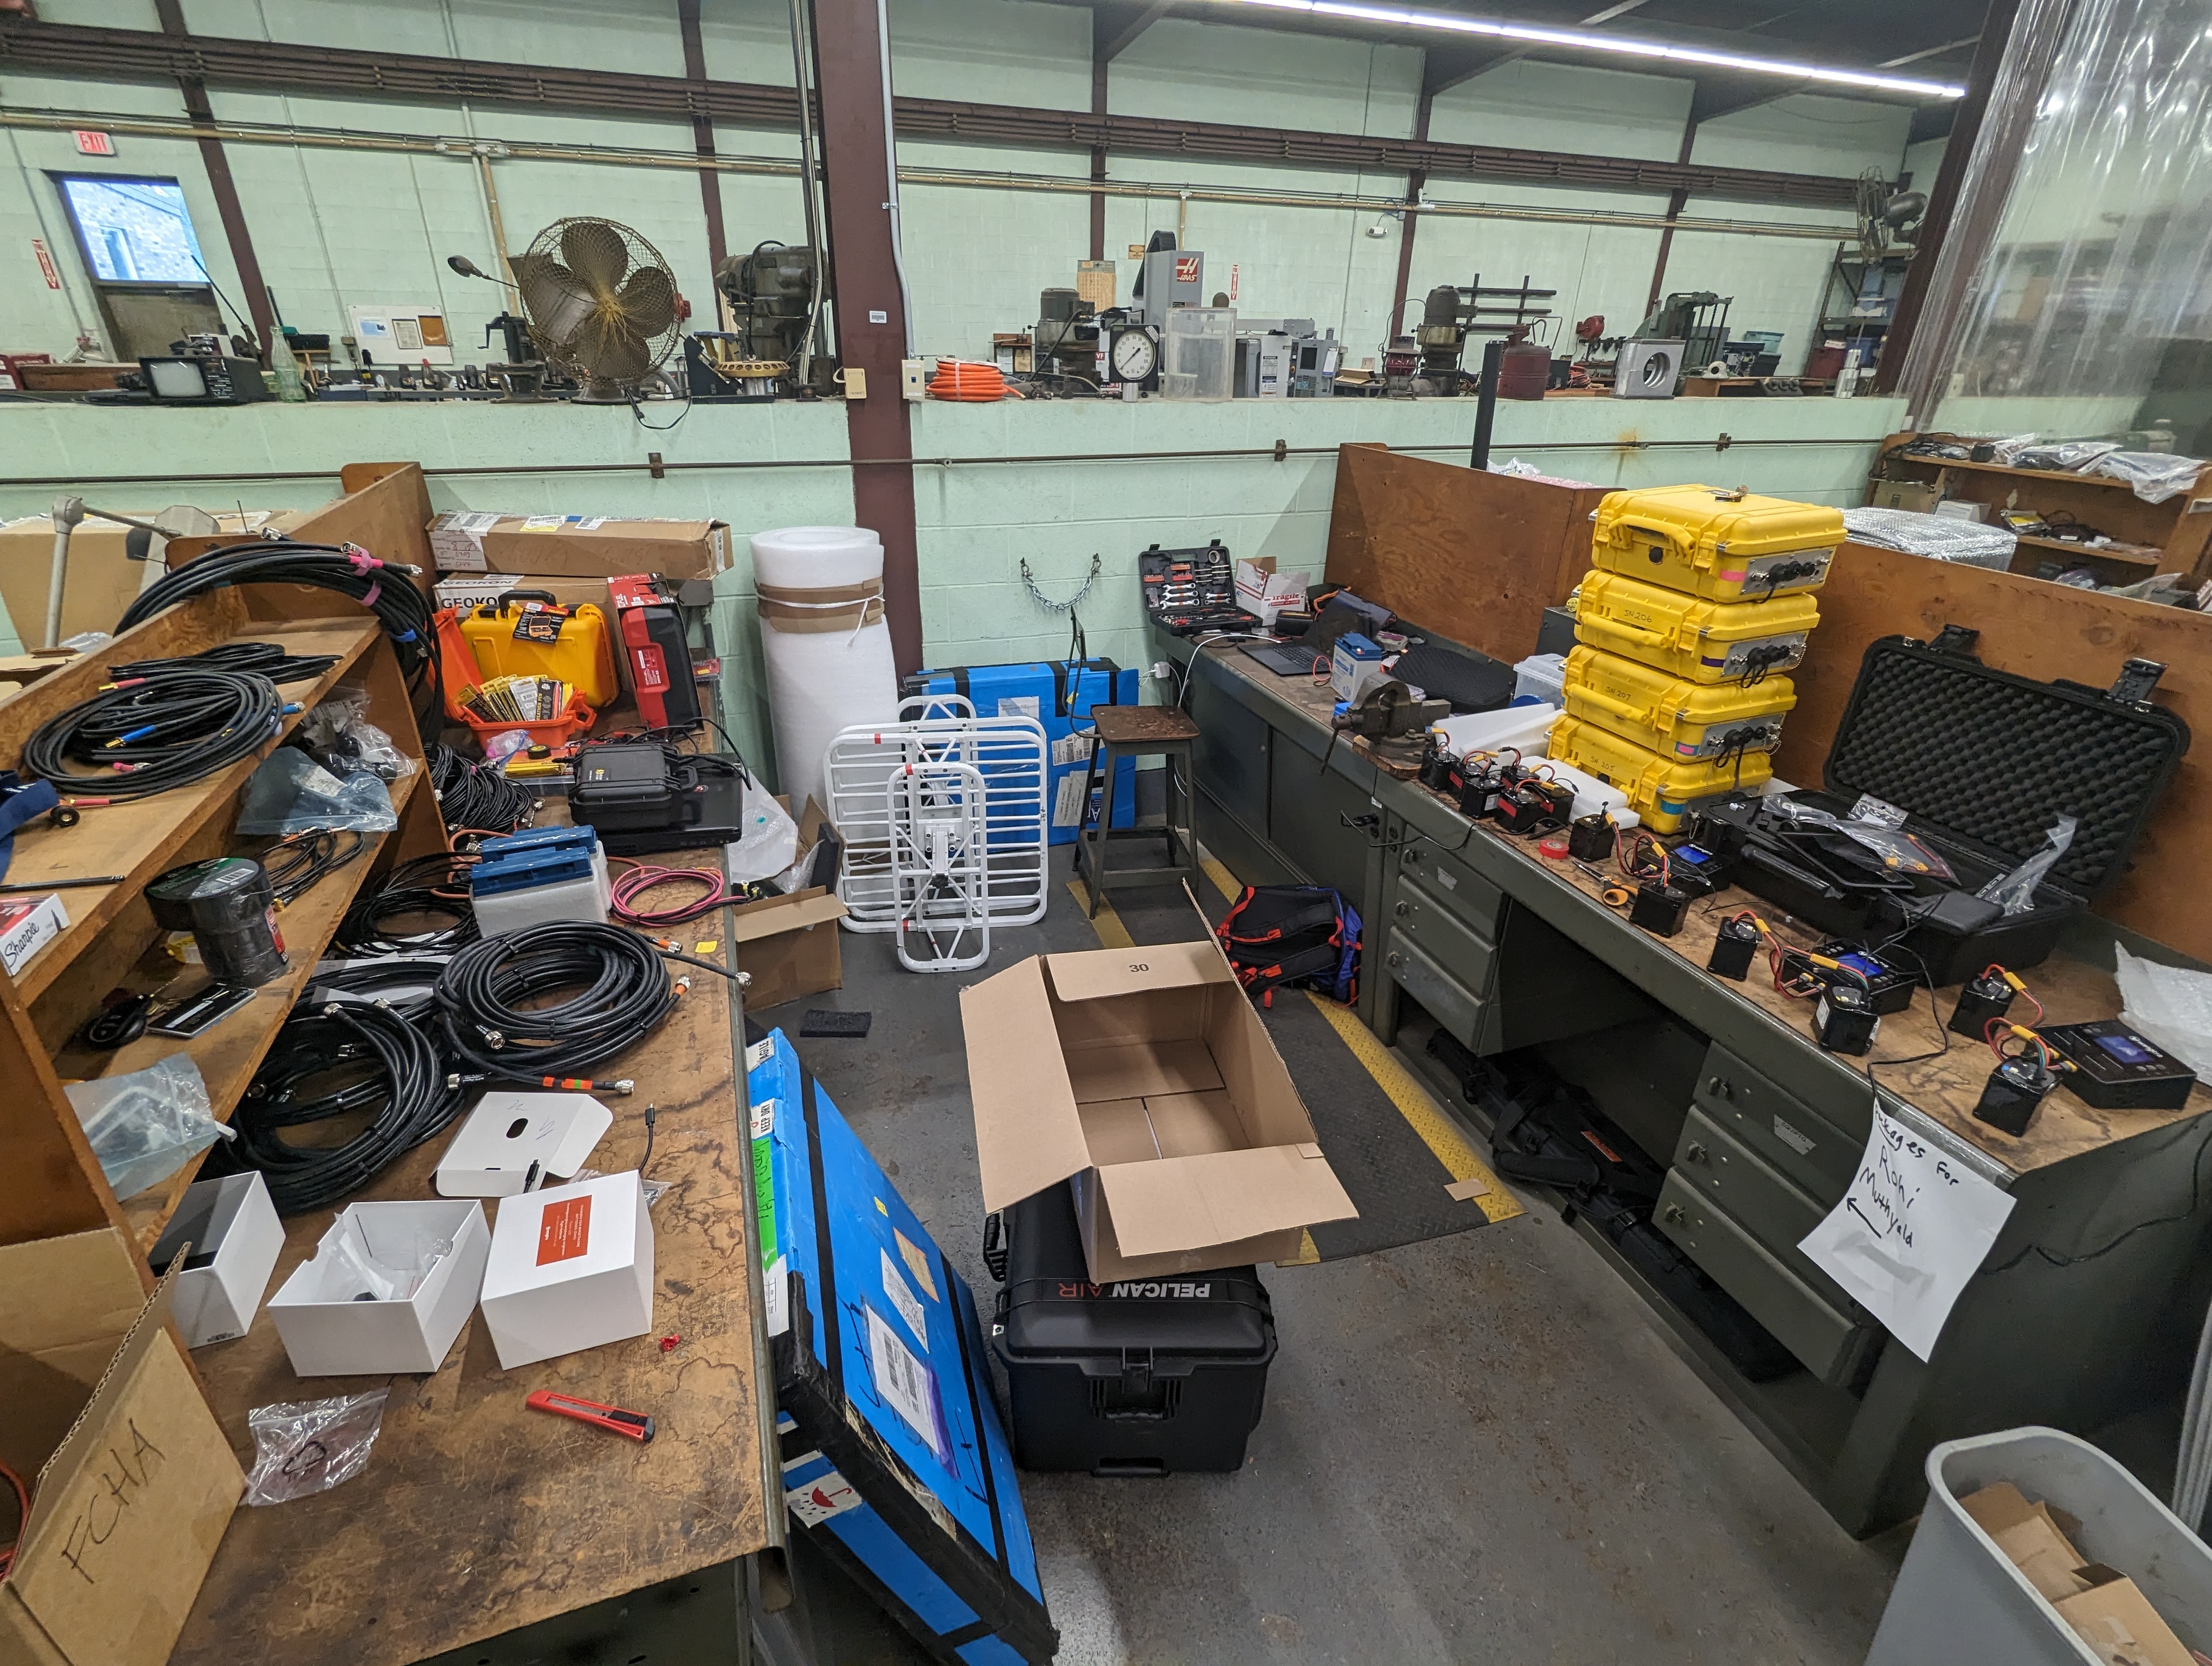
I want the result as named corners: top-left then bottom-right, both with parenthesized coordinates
top-left (880, 1248), bottom-right (929, 1352)
top-left (1798, 1106), bottom-right (2015, 1362)
top-left (866, 1305), bottom-right (947, 1460)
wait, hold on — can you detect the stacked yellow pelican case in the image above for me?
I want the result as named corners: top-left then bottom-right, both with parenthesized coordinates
top-left (1552, 484), bottom-right (1844, 832)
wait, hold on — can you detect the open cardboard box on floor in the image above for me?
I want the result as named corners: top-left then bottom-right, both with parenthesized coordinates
top-left (0, 1229), bottom-right (243, 1666)
top-left (729, 797), bottom-right (846, 1013)
top-left (961, 909), bottom-right (1358, 1281)
top-left (1961, 1482), bottom-right (2201, 1665)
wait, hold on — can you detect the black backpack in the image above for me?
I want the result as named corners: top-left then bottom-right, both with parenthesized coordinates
top-left (1214, 885), bottom-right (1361, 1007)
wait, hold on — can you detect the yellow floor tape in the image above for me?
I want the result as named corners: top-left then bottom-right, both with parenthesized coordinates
top-left (1064, 879), bottom-right (1136, 950)
top-left (1116, 853), bottom-right (1522, 1228)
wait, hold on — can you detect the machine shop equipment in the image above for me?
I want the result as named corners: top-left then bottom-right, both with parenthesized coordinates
top-left (1416, 274), bottom-right (1556, 395)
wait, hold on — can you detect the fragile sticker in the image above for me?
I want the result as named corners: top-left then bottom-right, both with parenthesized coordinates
top-left (536, 1194), bottom-right (593, 1265)
top-left (880, 1249), bottom-right (928, 1352)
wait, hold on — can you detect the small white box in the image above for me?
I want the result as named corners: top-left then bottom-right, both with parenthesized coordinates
top-left (268, 1200), bottom-right (490, 1377)
top-left (436, 1090), bottom-right (613, 1197)
top-left (1329, 632), bottom-right (1390, 704)
top-left (0, 893), bottom-right (67, 977)
top-left (479, 1171), bottom-right (654, 1370)
top-left (149, 1171), bottom-right (285, 1347)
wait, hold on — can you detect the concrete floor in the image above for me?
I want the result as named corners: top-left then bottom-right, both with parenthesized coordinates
top-left (776, 862), bottom-right (1904, 1665)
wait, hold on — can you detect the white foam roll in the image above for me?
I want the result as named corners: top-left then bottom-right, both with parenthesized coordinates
top-left (750, 526), bottom-right (902, 809)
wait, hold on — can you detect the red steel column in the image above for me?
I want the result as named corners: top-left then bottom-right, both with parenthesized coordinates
top-left (811, 0), bottom-right (923, 675)
top-left (154, 0), bottom-right (276, 361)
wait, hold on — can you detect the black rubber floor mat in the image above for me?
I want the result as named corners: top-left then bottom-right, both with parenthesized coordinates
top-left (1101, 879), bottom-right (1502, 1261)
top-left (801, 1009), bottom-right (872, 1037)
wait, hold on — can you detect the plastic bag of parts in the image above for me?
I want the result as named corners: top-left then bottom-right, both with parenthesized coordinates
top-left (1766, 799), bottom-right (1957, 880)
top-left (724, 788), bottom-right (798, 885)
top-left (294, 693), bottom-right (415, 781)
top-left (1841, 507), bottom-right (2017, 570)
top-left (2091, 450), bottom-right (2206, 504)
top-left (2014, 439), bottom-right (2121, 474)
top-left (1984, 434), bottom-right (2042, 466)
top-left (2114, 946), bottom-right (2212, 1080)
top-left (316, 1211), bottom-right (454, 1302)
top-left (241, 1389), bottom-right (390, 1507)
top-left (1976, 812), bottom-right (2076, 914)
top-left (236, 746), bottom-right (397, 835)
top-left (63, 1052), bottom-right (233, 1199)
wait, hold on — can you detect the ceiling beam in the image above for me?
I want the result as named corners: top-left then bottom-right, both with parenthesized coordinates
top-left (0, 17), bottom-right (1866, 208)
top-left (1423, 43), bottom-right (1527, 99)
top-left (1098, 0), bottom-right (1174, 62)
top-left (1688, 71), bottom-right (1810, 125)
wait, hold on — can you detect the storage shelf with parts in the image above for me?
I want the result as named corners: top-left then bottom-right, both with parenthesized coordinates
top-left (0, 590), bottom-right (445, 1271)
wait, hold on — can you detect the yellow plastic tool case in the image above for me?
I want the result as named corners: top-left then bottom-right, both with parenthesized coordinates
top-left (456, 588), bottom-right (618, 710)
top-left (1573, 570), bottom-right (1818, 685)
top-left (1590, 485), bottom-right (1844, 601)
top-left (1548, 714), bottom-right (1771, 835)
top-left (1562, 646), bottom-right (1796, 761)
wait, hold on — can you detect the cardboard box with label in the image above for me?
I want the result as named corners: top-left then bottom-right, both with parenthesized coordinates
top-left (0, 1229), bottom-right (244, 1666)
top-left (730, 798), bottom-right (847, 1012)
top-left (479, 1171), bottom-right (655, 1369)
top-left (1233, 557), bottom-right (1309, 632)
top-left (1865, 478), bottom-right (1946, 514)
top-left (961, 934), bottom-right (1358, 1280)
top-left (429, 512), bottom-right (730, 580)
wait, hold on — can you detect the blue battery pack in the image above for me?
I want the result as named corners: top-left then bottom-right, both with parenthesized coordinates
top-left (749, 1028), bottom-right (1054, 1664)
top-left (903, 659), bottom-right (1138, 845)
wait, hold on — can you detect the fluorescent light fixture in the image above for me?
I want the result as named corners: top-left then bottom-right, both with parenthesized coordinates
top-left (1226, 0), bottom-right (1969, 99)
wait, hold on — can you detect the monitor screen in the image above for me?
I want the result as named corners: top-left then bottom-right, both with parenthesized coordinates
top-left (60, 176), bottom-right (209, 285)
top-left (146, 358), bottom-right (210, 401)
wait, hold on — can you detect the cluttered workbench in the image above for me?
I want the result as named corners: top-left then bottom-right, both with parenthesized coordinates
top-left (1162, 624), bottom-right (2212, 1535)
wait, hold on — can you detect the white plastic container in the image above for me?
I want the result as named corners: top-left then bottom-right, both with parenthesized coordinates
top-left (1513, 652), bottom-right (1568, 707)
top-left (750, 526), bottom-right (903, 808)
top-left (267, 1200), bottom-right (491, 1377)
top-left (1431, 704), bottom-right (1558, 761)
top-left (1867, 1427), bottom-right (2212, 1665)
top-left (149, 1171), bottom-right (284, 1348)
top-left (1163, 308), bottom-right (1237, 401)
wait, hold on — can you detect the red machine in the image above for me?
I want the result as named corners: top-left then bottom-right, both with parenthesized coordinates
top-left (607, 573), bottom-right (700, 731)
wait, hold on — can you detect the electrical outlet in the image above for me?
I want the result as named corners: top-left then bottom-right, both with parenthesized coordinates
top-left (900, 358), bottom-right (925, 401)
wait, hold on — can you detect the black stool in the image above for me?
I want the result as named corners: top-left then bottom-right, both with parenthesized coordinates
top-left (1074, 706), bottom-right (1203, 918)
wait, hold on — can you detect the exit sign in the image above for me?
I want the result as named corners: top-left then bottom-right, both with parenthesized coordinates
top-left (73, 130), bottom-right (114, 156)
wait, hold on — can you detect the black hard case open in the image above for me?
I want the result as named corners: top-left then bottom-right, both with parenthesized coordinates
top-left (989, 1184), bottom-right (1276, 1476)
top-left (1693, 629), bottom-right (2189, 987)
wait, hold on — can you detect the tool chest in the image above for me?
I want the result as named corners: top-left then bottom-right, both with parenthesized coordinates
top-left (1573, 571), bottom-right (1818, 685)
top-left (748, 1028), bottom-right (1057, 1665)
top-left (1589, 485), bottom-right (1843, 602)
top-left (989, 1182), bottom-right (1276, 1476)
top-left (1138, 541), bottom-right (1260, 636)
top-left (455, 588), bottom-right (619, 709)
top-left (1548, 713), bottom-right (1772, 834)
top-left (902, 659), bottom-right (1138, 843)
top-left (1562, 645), bottom-right (1796, 761)
top-left (1690, 629), bottom-right (2190, 985)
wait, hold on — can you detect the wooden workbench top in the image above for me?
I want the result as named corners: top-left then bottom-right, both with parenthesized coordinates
top-left (169, 905), bottom-right (771, 1666)
top-left (1190, 636), bottom-right (2212, 1176)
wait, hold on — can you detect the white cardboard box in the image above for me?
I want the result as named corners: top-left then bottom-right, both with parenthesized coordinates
top-left (436, 1090), bottom-right (613, 1197)
top-left (479, 1171), bottom-right (654, 1369)
top-left (0, 892), bottom-right (67, 977)
top-left (267, 1200), bottom-right (490, 1376)
top-left (149, 1171), bottom-right (285, 1347)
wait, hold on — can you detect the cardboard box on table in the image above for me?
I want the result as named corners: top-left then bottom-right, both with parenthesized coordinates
top-left (0, 509), bottom-right (301, 647)
top-left (0, 1230), bottom-right (243, 1666)
top-left (729, 798), bottom-right (847, 1013)
top-left (961, 920), bottom-right (1358, 1281)
top-left (429, 514), bottom-right (730, 580)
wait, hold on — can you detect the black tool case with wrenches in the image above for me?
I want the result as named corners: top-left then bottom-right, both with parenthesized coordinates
top-left (1693, 627), bottom-right (2189, 986)
top-left (988, 1183), bottom-right (1276, 1476)
top-left (1138, 540), bottom-right (1259, 635)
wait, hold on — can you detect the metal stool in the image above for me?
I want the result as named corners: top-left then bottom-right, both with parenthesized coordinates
top-left (1075, 706), bottom-right (1203, 918)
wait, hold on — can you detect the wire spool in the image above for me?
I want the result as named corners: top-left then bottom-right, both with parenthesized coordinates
top-left (146, 856), bottom-right (287, 986)
top-left (433, 921), bottom-right (677, 1092)
top-left (749, 526), bottom-right (902, 810)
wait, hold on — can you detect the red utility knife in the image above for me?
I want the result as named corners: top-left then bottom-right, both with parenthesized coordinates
top-left (527, 1390), bottom-right (656, 1443)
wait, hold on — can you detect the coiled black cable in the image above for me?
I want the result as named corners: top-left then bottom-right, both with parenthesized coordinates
top-left (301, 956), bottom-right (452, 1024)
top-left (21, 667), bottom-right (285, 800)
top-left (110, 640), bottom-right (339, 685)
top-left (426, 742), bottom-right (535, 838)
top-left (116, 539), bottom-right (440, 734)
top-left (336, 853), bottom-right (480, 956)
top-left (434, 921), bottom-right (677, 1093)
top-left (261, 829), bottom-right (368, 905)
top-left (217, 1001), bottom-right (465, 1215)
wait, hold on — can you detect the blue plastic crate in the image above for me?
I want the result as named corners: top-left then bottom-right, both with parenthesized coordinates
top-left (749, 1028), bottom-right (1054, 1664)
top-left (905, 659), bottom-right (1138, 845)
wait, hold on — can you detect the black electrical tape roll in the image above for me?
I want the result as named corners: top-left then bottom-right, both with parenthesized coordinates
top-left (217, 1000), bottom-right (465, 1215)
top-left (21, 667), bottom-right (284, 801)
top-left (434, 921), bottom-right (676, 1092)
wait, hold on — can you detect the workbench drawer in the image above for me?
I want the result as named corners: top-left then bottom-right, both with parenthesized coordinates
top-left (1383, 928), bottom-right (1489, 1051)
top-left (1655, 1171), bottom-right (1877, 1386)
top-left (1692, 1044), bottom-right (1860, 1204)
top-left (1388, 875), bottom-right (1496, 993)
top-left (1673, 1105), bottom-right (1856, 1313)
top-left (1395, 839), bottom-right (1504, 939)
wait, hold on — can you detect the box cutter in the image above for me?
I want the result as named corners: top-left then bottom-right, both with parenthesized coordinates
top-left (527, 1390), bottom-right (655, 1442)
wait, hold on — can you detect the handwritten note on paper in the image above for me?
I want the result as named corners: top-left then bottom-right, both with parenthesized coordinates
top-left (1798, 1106), bottom-right (2017, 1362)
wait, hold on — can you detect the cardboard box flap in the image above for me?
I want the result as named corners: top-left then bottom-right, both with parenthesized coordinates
top-left (1096, 1143), bottom-right (1356, 1257)
top-left (962, 960), bottom-right (1095, 1211)
top-left (1045, 940), bottom-right (1230, 1003)
top-left (1064, 1038), bottom-right (1223, 1104)
top-left (0, 1230), bottom-right (150, 1480)
top-left (728, 888), bottom-right (847, 945)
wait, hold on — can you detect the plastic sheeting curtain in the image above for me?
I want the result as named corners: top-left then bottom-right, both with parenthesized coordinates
top-left (1907, 0), bottom-right (2212, 428)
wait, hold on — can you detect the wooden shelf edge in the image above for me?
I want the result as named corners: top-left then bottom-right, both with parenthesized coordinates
top-left (1889, 454), bottom-right (2202, 494)
top-left (2012, 533), bottom-right (2164, 567)
top-left (7, 619), bottom-right (385, 1005)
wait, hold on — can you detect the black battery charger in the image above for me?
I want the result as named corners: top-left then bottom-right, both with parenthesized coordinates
top-left (2040, 1020), bottom-right (2197, 1110)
